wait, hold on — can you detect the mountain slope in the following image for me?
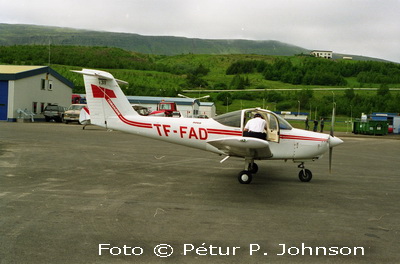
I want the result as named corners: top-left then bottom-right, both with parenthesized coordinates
top-left (0, 23), bottom-right (309, 56)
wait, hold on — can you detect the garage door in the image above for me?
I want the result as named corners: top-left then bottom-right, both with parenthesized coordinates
top-left (0, 81), bottom-right (8, 120)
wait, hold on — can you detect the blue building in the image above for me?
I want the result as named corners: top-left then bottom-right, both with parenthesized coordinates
top-left (126, 96), bottom-right (205, 118)
top-left (0, 65), bottom-right (73, 121)
top-left (370, 113), bottom-right (400, 134)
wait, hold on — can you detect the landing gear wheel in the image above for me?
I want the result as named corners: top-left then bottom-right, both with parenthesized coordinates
top-left (298, 169), bottom-right (312, 182)
top-left (238, 170), bottom-right (253, 184)
top-left (248, 162), bottom-right (258, 173)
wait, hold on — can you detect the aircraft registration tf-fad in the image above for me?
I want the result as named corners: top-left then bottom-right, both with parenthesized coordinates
top-left (73, 69), bottom-right (343, 184)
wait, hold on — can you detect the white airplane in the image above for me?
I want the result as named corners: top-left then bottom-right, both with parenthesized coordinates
top-left (73, 69), bottom-right (343, 184)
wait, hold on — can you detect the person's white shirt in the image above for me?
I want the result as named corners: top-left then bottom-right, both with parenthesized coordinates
top-left (244, 117), bottom-right (266, 133)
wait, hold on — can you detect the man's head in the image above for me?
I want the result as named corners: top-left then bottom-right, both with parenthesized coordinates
top-left (254, 113), bottom-right (262, 118)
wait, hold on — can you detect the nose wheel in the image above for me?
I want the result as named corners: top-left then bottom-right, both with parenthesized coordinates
top-left (298, 163), bottom-right (312, 182)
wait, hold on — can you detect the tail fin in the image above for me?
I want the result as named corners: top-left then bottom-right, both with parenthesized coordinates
top-left (72, 69), bottom-right (138, 127)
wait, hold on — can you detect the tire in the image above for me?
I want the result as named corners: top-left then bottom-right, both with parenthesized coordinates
top-left (248, 162), bottom-right (258, 174)
top-left (238, 170), bottom-right (252, 184)
top-left (298, 169), bottom-right (312, 182)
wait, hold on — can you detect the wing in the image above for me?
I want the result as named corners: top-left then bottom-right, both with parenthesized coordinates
top-left (207, 137), bottom-right (273, 159)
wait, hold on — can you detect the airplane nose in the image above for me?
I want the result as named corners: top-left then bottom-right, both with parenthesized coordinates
top-left (329, 136), bottom-right (343, 148)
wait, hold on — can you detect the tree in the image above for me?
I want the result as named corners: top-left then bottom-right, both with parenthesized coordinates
top-left (297, 89), bottom-right (313, 107)
top-left (230, 74), bottom-right (249, 90)
top-left (226, 60), bottom-right (259, 75)
top-left (216, 92), bottom-right (233, 106)
top-left (377, 84), bottom-right (390, 97)
top-left (266, 90), bottom-right (284, 103)
top-left (344, 88), bottom-right (355, 101)
top-left (193, 64), bottom-right (210, 76)
top-left (186, 74), bottom-right (208, 88)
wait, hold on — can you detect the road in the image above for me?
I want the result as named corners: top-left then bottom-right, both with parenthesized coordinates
top-left (0, 122), bottom-right (399, 263)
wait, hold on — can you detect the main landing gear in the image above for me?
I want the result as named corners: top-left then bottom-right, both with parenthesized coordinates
top-left (298, 162), bottom-right (312, 182)
top-left (237, 161), bottom-right (313, 184)
top-left (238, 159), bottom-right (258, 184)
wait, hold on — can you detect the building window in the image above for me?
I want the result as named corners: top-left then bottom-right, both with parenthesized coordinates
top-left (40, 103), bottom-right (45, 113)
top-left (32, 102), bottom-right (38, 114)
top-left (41, 79), bottom-right (46, 90)
top-left (48, 80), bottom-right (53, 91)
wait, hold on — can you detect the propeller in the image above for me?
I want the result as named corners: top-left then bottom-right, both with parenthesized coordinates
top-left (329, 103), bottom-right (336, 173)
top-left (328, 102), bottom-right (344, 172)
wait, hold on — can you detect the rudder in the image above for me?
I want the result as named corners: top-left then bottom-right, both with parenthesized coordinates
top-left (73, 69), bottom-right (138, 128)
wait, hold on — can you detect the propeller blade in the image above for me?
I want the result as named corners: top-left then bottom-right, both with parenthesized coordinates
top-left (329, 146), bottom-right (333, 173)
top-left (329, 102), bottom-right (336, 173)
top-left (330, 102), bottom-right (336, 137)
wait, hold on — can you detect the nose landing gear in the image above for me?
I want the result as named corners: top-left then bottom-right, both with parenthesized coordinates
top-left (298, 162), bottom-right (312, 182)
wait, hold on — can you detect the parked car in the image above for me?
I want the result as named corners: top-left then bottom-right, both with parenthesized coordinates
top-left (43, 104), bottom-right (66, 122)
top-left (64, 104), bottom-right (87, 124)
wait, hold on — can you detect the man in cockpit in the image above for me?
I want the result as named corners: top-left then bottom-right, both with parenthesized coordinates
top-left (243, 113), bottom-right (267, 140)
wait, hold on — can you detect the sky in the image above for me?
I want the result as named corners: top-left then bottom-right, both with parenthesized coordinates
top-left (1, 0), bottom-right (399, 62)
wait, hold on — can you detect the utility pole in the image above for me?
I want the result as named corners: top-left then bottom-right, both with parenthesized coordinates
top-left (48, 39), bottom-right (51, 66)
top-left (297, 101), bottom-right (301, 116)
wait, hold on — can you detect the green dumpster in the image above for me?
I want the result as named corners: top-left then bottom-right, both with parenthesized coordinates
top-left (353, 120), bottom-right (361, 134)
top-left (353, 120), bottom-right (388, 135)
top-left (369, 120), bottom-right (388, 135)
top-left (353, 120), bottom-right (366, 134)
top-left (360, 121), bottom-right (369, 134)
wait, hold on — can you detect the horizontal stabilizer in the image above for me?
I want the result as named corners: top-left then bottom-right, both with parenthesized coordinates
top-left (71, 70), bottom-right (128, 85)
top-left (207, 137), bottom-right (273, 159)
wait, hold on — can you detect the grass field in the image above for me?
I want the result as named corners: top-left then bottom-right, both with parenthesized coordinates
top-left (289, 117), bottom-right (354, 133)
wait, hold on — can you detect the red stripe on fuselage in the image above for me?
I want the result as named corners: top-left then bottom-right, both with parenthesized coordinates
top-left (207, 128), bottom-right (243, 136)
top-left (280, 134), bottom-right (327, 142)
top-left (105, 98), bottom-right (152, 128)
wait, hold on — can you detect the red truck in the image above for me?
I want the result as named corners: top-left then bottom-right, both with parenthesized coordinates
top-left (149, 101), bottom-right (181, 117)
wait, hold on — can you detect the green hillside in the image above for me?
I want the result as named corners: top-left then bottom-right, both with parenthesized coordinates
top-left (1, 45), bottom-right (399, 119)
top-left (0, 23), bottom-right (309, 56)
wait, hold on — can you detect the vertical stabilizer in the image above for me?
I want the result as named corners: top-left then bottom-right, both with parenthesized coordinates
top-left (73, 69), bottom-right (137, 127)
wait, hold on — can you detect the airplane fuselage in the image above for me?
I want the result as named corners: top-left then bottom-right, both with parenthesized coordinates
top-left (103, 114), bottom-right (330, 161)
top-left (74, 68), bottom-right (343, 184)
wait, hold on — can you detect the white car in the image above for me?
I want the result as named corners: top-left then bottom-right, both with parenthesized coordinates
top-left (64, 104), bottom-right (87, 124)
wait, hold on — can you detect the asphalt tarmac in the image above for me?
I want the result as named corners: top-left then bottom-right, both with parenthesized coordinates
top-left (0, 122), bottom-right (399, 263)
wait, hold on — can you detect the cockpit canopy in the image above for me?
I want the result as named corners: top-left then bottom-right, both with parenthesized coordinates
top-left (213, 109), bottom-right (292, 130)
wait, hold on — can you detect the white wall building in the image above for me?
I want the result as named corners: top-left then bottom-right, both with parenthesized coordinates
top-left (311, 50), bottom-right (333, 59)
top-left (127, 96), bottom-right (202, 118)
top-left (199, 102), bottom-right (216, 118)
top-left (0, 65), bottom-right (73, 121)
